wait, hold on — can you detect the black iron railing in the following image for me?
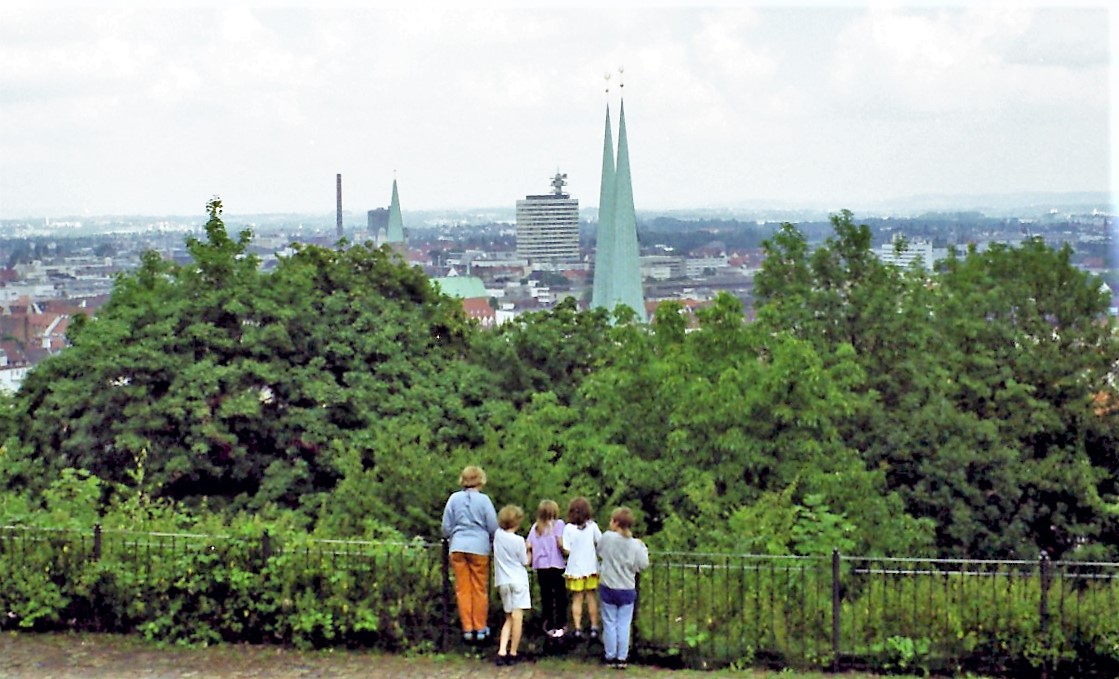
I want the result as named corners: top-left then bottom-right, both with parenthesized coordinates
top-left (2, 525), bottom-right (1117, 676)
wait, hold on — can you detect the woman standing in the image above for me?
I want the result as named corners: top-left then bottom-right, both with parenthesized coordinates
top-left (442, 465), bottom-right (499, 642)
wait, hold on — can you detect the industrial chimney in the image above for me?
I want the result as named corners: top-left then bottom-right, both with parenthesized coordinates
top-left (335, 173), bottom-right (343, 241)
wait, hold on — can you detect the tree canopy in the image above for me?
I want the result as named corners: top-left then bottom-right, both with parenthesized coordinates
top-left (2, 203), bottom-right (1116, 560)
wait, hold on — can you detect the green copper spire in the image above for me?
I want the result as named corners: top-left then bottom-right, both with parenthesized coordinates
top-left (386, 178), bottom-right (405, 244)
top-left (591, 103), bottom-right (616, 311)
top-left (608, 98), bottom-right (646, 322)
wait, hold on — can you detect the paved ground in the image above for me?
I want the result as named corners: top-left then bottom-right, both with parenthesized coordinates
top-left (0, 632), bottom-right (799, 679)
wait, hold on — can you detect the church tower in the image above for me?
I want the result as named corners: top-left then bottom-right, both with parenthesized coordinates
top-left (590, 104), bottom-right (616, 311)
top-left (591, 79), bottom-right (646, 323)
top-left (385, 177), bottom-right (406, 245)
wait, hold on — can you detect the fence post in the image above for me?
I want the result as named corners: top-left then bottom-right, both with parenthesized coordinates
top-left (1039, 551), bottom-right (1050, 679)
top-left (832, 548), bottom-right (841, 672)
top-left (633, 571), bottom-right (642, 648)
top-left (441, 538), bottom-right (451, 652)
top-left (93, 523), bottom-right (102, 561)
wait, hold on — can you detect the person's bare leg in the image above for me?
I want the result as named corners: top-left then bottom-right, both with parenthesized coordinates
top-left (498, 613), bottom-right (512, 656)
top-left (509, 609), bottom-right (524, 656)
top-left (571, 590), bottom-right (584, 632)
top-left (588, 590), bottom-right (600, 630)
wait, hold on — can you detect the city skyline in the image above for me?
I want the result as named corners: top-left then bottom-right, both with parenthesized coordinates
top-left (0, 5), bottom-right (1113, 219)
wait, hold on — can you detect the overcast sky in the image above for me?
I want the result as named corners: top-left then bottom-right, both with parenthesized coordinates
top-left (0, 4), bottom-right (1113, 219)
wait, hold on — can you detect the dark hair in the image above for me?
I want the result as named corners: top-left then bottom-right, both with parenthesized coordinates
top-left (567, 496), bottom-right (592, 527)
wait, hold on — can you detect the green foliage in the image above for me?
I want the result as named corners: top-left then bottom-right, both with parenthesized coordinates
top-left (753, 213), bottom-right (1119, 560)
top-left (0, 514), bottom-right (443, 652)
top-left (8, 200), bottom-right (493, 523)
top-left (2, 202), bottom-right (1116, 579)
top-left (870, 635), bottom-right (931, 675)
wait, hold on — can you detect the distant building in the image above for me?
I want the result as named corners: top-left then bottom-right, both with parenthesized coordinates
top-left (431, 275), bottom-right (488, 299)
top-left (875, 236), bottom-right (947, 269)
top-left (590, 99), bottom-right (646, 322)
top-left (461, 298), bottom-right (496, 328)
top-left (431, 275), bottom-right (498, 328)
top-left (685, 254), bottom-right (729, 277)
top-left (385, 179), bottom-right (406, 245)
top-left (367, 208), bottom-right (389, 236)
top-left (516, 173), bottom-right (580, 263)
top-left (641, 255), bottom-right (686, 281)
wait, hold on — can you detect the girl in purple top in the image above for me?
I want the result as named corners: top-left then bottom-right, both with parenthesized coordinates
top-left (526, 499), bottom-right (567, 635)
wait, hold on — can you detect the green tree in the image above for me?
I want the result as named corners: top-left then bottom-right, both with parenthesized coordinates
top-left (754, 213), bottom-right (1119, 558)
top-left (8, 199), bottom-right (493, 524)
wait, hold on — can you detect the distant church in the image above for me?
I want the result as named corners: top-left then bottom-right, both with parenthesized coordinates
top-left (590, 95), bottom-right (646, 323)
top-left (366, 178), bottom-right (407, 248)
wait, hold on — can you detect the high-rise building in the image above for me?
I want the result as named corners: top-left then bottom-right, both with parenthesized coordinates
top-left (591, 98), bottom-right (646, 322)
top-left (516, 173), bottom-right (580, 263)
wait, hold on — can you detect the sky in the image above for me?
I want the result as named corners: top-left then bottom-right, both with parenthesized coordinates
top-left (0, 4), bottom-right (1113, 219)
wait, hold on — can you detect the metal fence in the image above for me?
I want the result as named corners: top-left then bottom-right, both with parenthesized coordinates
top-left (2, 525), bottom-right (1117, 676)
top-left (635, 550), bottom-right (1119, 676)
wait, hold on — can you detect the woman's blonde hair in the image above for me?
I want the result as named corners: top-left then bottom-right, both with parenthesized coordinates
top-left (498, 504), bottom-right (524, 530)
top-left (459, 465), bottom-right (486, 489)
top-left (535, 499), bottom-right (560, 536)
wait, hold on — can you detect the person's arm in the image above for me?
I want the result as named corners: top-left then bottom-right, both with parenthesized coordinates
top-left (484, 498), bottom-right (499, 538)
top-left (441, 494), bottom-right (456, 539)
top-left (634, 538), bottom-right (650, 572)
top-left (521, 536), bottom-right (531, 566)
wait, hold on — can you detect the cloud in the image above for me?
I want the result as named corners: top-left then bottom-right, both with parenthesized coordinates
top-left (0, 6), bottom-right (1110, 216)
top-left (828, 7), bottom-right (1108, 119)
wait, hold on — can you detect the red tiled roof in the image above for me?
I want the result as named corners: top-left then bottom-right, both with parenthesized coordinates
top-left (461, 297), bottom-right (495, 317)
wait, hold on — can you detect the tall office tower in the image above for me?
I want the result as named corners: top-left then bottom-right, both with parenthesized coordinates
top-left (516, 172), bottom-right (580, 262)
top-left (336, 173), bottom-right (343, 241)
top-left (590, 99), bottom-right (646, 322)
top-left (385, 178), bottom-right (405, 244)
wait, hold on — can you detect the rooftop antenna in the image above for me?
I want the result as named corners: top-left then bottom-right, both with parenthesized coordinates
top-left (551, 170), bottom-right (568, 197)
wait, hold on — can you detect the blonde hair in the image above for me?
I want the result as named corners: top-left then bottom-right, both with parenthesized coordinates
top-left (611, 506), bottom-right (635, 537)
top-left (459, 465), bottom-right (486, 489)
top-left (535, 499), bottom-right (560, 536)
top-left (498, 504), bottom-right (524, 531)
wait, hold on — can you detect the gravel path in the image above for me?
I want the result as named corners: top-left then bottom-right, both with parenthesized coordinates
top-left (0, 632), bottom-right (767, 679)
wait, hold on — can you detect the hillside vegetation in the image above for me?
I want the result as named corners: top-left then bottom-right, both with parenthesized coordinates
top-left (2, 200), bottom-right (1117, 562)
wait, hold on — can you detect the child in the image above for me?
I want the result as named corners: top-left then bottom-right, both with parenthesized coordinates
top-left (526, 499), bottom-right (567, 637)
top-left (596, 506), bottom-right (650, 669)
top-left (560, 496), bottom-right (602, 640)
top-left (493, 504), bottom-right (532, 665)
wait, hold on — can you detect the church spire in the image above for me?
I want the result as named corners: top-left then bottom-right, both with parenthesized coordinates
top-left (609, 97), bottom-right (646, 322)
top-left (591, 101), bottom-right (616, 311)
top-left (386, 175), bottom-right (405, 244)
